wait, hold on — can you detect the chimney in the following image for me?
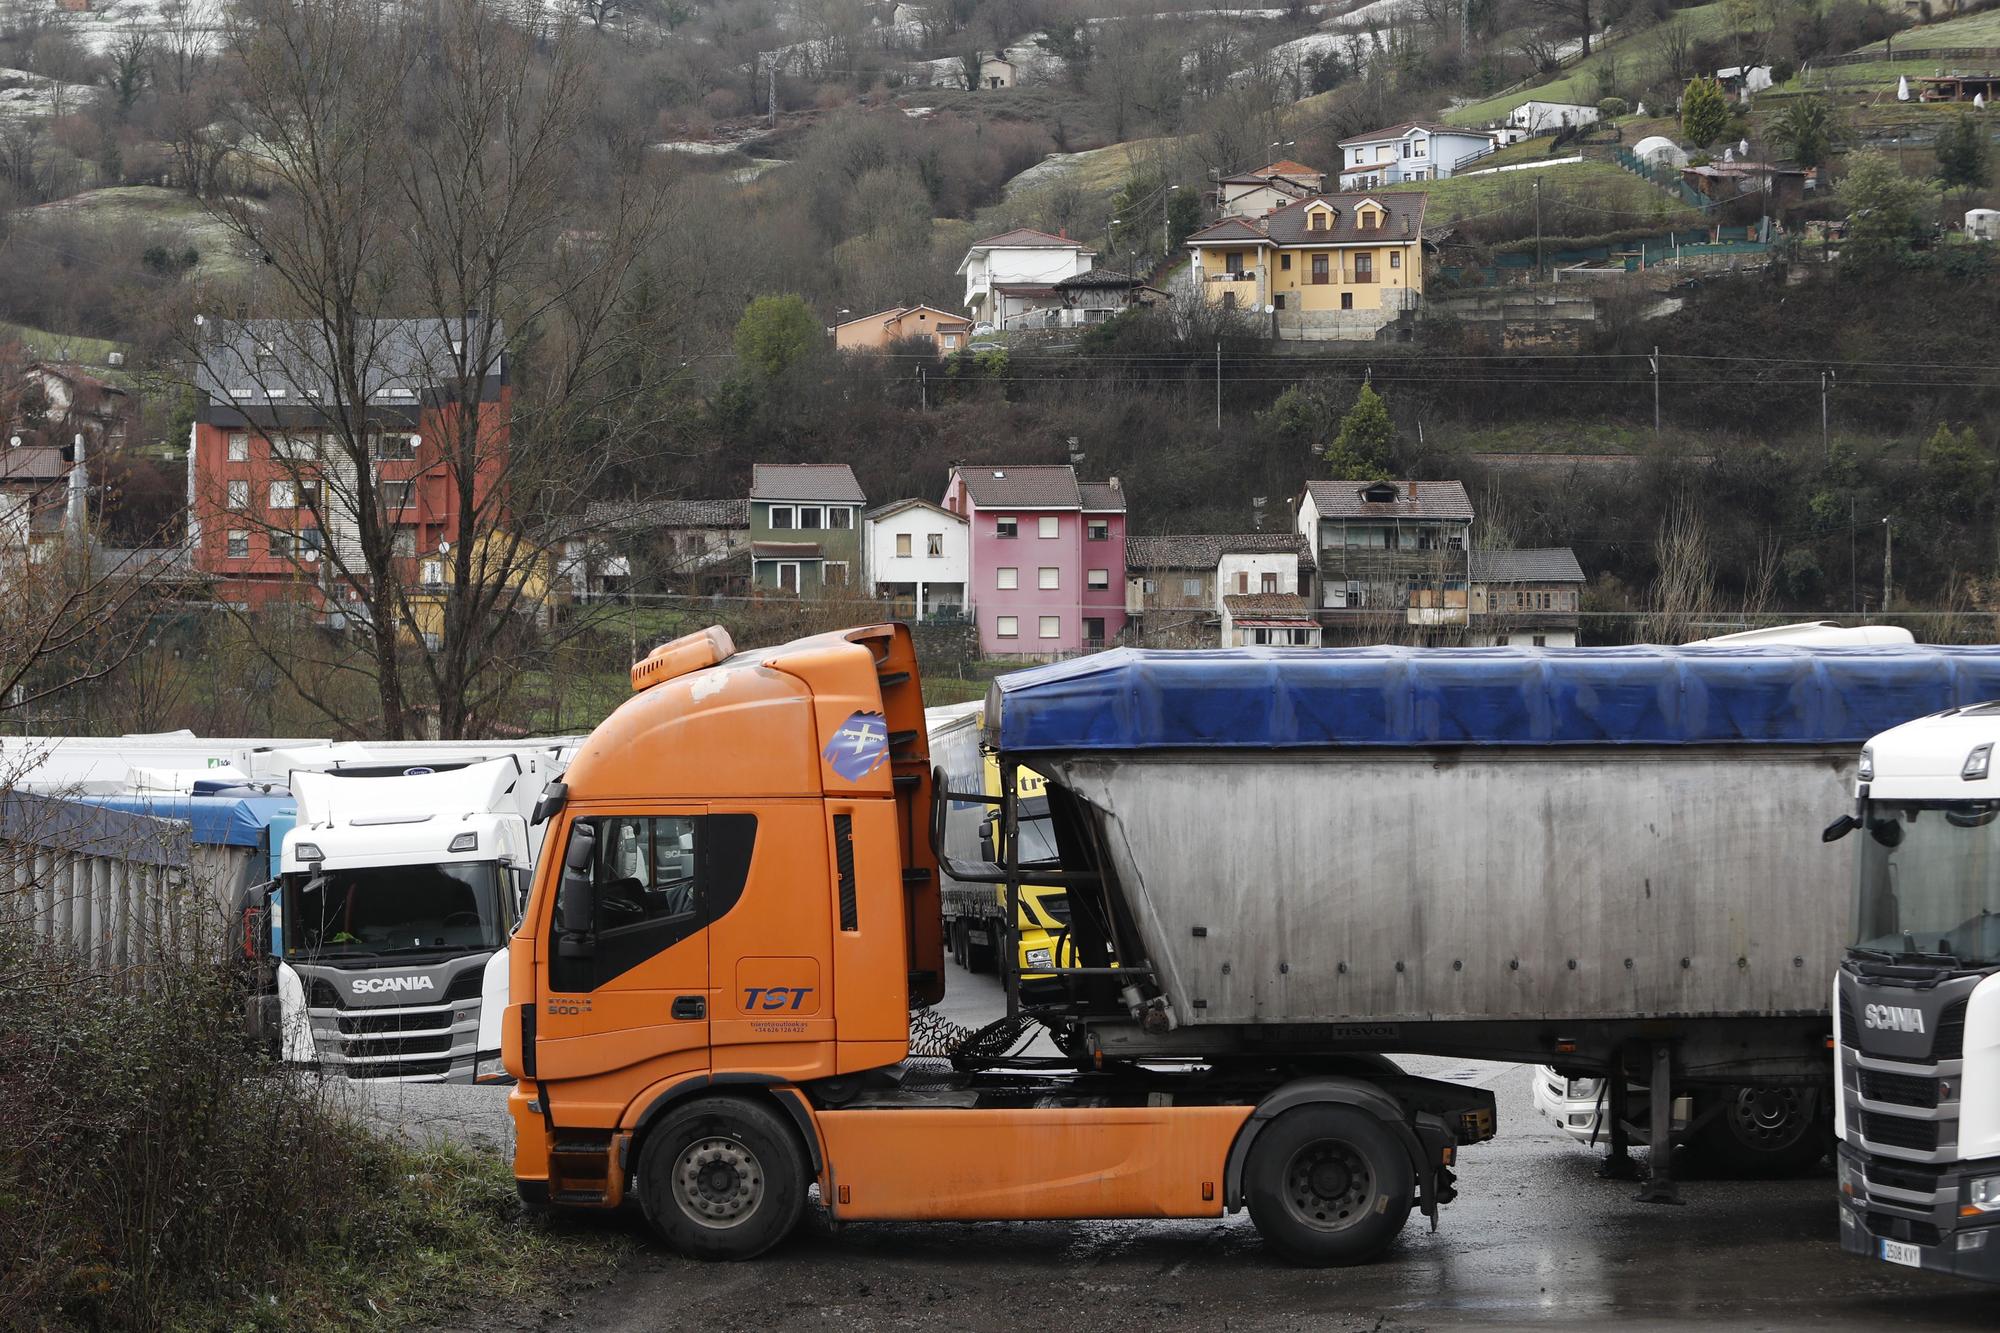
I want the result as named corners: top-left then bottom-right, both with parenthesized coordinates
top-left (1405, 480), bottom-right (1417, 501)
top-left (1108, 475), bottom-right (1120, 490)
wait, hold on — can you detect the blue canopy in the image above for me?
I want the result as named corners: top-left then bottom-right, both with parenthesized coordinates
top-left (989, 645), bottom-right (2000, 753)
top-left (77, 793), bottom-right (296, 851)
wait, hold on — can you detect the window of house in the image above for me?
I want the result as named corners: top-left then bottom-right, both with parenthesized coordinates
top-left (1274, 294), bottom-right (1286, 310)
top-left (1142, 579), bottom-right (1156, 595)
top-left (1083, 617), bottom-right (1105, 646)
top-left (1038, 567), bottom-right (1058, 590)
top-left (1341, 291), bottom-right (1354, 310)
top-left (1226, 251), bottom-right (1245, 275)
top-left (1400, 142), bottom-right (1411, 158)
top-left (997, 615), bottom-right (1019, 638)
top-left (226, 480), bottom-right (249, 510)
top-left (1361, 210), bottom-right (1378, 229)
top-left (1390, 251), bottom-right (1402, 269)
top-left (1182, 576), bottom-right (1203, 598)
top-left (1038, 516), bottom-right (1058, 539)
top-left (298, 478), bottom-right (322, 509)
top-left (299, 527), bottom-right (323, 557)
top-left (1261, 572), bottom-right (1278, 593)
top-left (1087, 568), bottom-right (1108, 589)
top-left (1312, 254), bottom-right (1329, 285)
top-left (269, 480), bottom-right (295, 509)
top-left (799, 506), bottom-right (824, 530)
top-left (777, 562), bottom-right (800, 593)
top-left (380, 481), bottom-right (414, 510)
top-left (896, 533), bottom-right (912, 558)
top-left (825, 561), bottom-right (848, 587)
top-left (996, 516), bottom-right (1017, 539)
top-left (373, 433), bottom-right (416, 460)
top-left (421, 557), bottom-right (442, 584)
top-left (827, 507), bottom-right (851, 530)
top-left (927, 533), bottom-right (943, 557)
top-left (272, 433), bottom-right (315, 460)
top-left (769, 506), bottom-right (795, 530)
top-left (1280, 254), bottom-right (1292, 270)
top-left (227, 432), bottom-right (249, 461)
top-left (1236, 571), bottom-right (1250, 593)
top-left (1356, 253), bottom-right (1374, 282)
top-left (997, 567), bottom-right (1018, 590)
top-left (1533, 635), bottom-right (1548, 647)
top-left (226, 530), bottom-right (248, 559)
top-left (1087, 519), bottom-right (1108, 541)
top-left (1038, 615), bottom-right (1060, 639)
top-left (270, 530), bottom-right (295, 558)
top-left (392, 529), bottom-right (416, 558)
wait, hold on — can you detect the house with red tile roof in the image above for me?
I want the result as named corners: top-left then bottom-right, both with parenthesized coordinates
top-left (1185, 191), bottom-right (1426, 339)
top-left (1215, 160), bottom-right (1329, 217)
top-left (943, 464), bottom-right (1126, 656)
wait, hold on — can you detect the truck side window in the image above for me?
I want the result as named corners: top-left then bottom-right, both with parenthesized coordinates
top-left (550, 814), bottom-right (756, 993)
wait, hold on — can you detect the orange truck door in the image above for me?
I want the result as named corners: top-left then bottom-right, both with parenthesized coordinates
top-left (534, 809), bottom-right (713, 1123)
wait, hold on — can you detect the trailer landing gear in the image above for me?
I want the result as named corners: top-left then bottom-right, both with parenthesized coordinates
top-left (1595, 1062), bottom-right (1641, 1183)
top-left (1633, 1043), bottom-right (1684, 1206)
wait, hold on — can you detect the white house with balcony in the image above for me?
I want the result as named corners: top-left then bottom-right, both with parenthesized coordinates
top-left (864, 497), bottom-right (968, 621)
top-left (1338, 121), bottom-right (1497, 189)
top-left (1217, 549), bottom-right (1320, 647)
top-left (956, 228), bottom-right (1095, 327)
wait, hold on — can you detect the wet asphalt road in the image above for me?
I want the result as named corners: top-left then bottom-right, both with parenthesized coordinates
top-left (520, 961), bottom-right (1994, 1333)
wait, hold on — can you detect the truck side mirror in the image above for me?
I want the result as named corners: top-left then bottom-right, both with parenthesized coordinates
top-left (558, 823), bottom-right (596, 949)
top-left (978, 815), bottom-right (996, 863)
top-left (1822, 814), bottom-right (1860, 843)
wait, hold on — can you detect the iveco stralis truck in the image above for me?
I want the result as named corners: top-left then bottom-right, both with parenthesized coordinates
top-left (257, 755), bottom-right (557, 1082)
top-left (503, 626), bottom-right (2000, 1265)
top-left (1833, 705), bottom-right (2000, 1282)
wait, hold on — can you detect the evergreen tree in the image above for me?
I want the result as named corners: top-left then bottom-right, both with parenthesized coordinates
top-left (1326, 383), bottom-right (1395, 478)
top-left (1680, 76), bottom-right (1729, 150)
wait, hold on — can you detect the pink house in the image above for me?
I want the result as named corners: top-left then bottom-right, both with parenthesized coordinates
top-left (942, 464), bottom-right (1127, 656)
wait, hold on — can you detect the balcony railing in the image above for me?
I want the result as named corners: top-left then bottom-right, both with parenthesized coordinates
top-left (1207, 269), bottom-right (1262, 282)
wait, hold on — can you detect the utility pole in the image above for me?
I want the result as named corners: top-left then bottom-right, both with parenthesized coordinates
top-left (1534, 178), bottom-right (1544, 283)
top-left (1163, 184), bottom-right (1179, 257)
top-left (1882, 517), bottom-right (1894, 613)
top-left (1850, 496), bottom-right (1858, 614)
top-left (1215, 340), bottom-right (1222, 430)
top-left (767, 60), bottom-right (778, 123)
top-left (1650, 346), bottom-right (1661, 443)
top-left (1820, 369), bottom-right (1835, 459)
top-left (918, 364), bottom-right (927, 411)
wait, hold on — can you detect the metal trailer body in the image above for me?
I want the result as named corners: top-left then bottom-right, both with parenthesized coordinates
top-left (977, 643), bottom-right (2000, 1197)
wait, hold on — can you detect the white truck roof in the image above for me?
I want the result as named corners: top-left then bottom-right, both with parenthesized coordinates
top-left (1864, 703), bottom-right (2000, 799)
top-left (1690, 621), bottom-right (1916, 647)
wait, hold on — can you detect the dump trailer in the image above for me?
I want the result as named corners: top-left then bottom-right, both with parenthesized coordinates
top-left (1832, 704), bottom-right (2000, 1282)
top-left (504, 628), bottom-right (2000, 1264)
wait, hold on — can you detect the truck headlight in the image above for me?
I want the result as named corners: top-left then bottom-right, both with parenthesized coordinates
top-left (474, 1054), bottom-right (513, 1085)
top-left (1837, 1155), bottom-right (1862, 1198)
top-left (1566, 1077), bottom-right (1602, 1100)
top-left (1024, 948), bottom-right (1054, 970)
top-left (1969, 1175), bottom-right (2000, 1212)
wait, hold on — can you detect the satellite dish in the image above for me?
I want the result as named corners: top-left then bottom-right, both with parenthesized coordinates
top-left (438, 540), bottom-right (451, 554)
top-left (408, 434), bottom-right (421, 449)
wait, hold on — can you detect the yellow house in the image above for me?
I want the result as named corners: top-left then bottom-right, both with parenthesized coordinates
top-left (1185, 192), bottom-right (1427, 339)
top-left (402, 529), bottom-right (560, 647)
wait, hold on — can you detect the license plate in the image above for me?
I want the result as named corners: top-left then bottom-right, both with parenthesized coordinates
top-left (1881, 1239), bottom-right (1922, 1268)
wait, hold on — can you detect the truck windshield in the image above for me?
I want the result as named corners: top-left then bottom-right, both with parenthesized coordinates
top-left (1853, 801), bottom-right (2000, 967)
top-left (286, 862), bottom-right (507, 959)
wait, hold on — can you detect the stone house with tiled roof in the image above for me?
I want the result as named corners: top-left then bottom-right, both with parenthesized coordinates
top-left (1125, 532), bottom-right (1313, 647)
top-left (1467, 546), bottom-right (1587, 647)
top-left (943, 464), bottom-right (1126, 656)
top-left (1186, 192), bottom-right (1426, 340)
top-left (1296, 479), bottom-right (1473, 639)
top-left (1336, 122), bottom-right (1496, 189)
top-left (750, 464), bottom-right (866, 597)
top-left (562, 498), bottom-right (749, 598)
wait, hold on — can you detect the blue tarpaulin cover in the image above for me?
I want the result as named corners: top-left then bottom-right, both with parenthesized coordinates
top-left (989, 646), bottom-right (2000, 752)
top-left (76, 793), bottom-right (296, 851)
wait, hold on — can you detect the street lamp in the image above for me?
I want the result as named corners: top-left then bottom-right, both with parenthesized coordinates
top-left (1163, 184), bottom-right (1180, 255)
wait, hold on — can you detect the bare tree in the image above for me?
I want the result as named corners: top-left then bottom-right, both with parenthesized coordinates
top-left (198, 0), bottom-right (676, 739)
top-left (1525, 0), bottom-right (1594, 59)
top-left (1640, 496), bottom-right (1715, 644)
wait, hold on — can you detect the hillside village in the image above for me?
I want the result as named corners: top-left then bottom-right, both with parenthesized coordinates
top-left (1, 0), bottom-right (1998, 738)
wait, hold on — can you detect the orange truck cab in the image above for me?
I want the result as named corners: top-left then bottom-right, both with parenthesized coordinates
top-left (505, 624), bottom-right (1493, 1264)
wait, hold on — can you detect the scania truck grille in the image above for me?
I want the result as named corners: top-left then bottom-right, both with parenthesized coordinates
top-left (1859, 1069), bottom-right (1940, 1109)
top-left (307, 998), bottom-right (480, 1080)
top-left (1861, 1111), bottom-right (1939, 1152)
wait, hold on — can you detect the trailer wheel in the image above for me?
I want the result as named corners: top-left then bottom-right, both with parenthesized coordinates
top-left (1691, 1085), bottom-right (1826, 1178)
top-left (635, 1096), bottom-right (807, 1261)
top-left (1245, 1106), bottom-right (1414, 1266)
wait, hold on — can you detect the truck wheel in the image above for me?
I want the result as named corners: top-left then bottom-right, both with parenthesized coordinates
top-left (1691, 1085), bottom-right (1826, 1178)
top-left (965, 928), bottom-right (996, 974)
top-left (1245, 1106), bottom-right (1415, 1266)
top-left (635, 1096), bottom-right (807, 1260)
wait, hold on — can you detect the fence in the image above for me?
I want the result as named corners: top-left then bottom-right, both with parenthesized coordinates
top-left (1610, 146), bottom-right (1715, 211)
top-left (1815, 46), bottom-right (2000, 67)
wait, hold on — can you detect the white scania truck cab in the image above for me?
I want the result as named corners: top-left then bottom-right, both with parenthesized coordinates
top-left (261, 756), bottom-right (550, 1083)
top-left (1833, 705), bottom-right (2000, 1282)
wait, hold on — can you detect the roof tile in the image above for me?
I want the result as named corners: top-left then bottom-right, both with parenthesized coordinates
top-left (1469, 547), bottom-right (1586, 582)
top-left (954, 465), bottom-right (1082, 509)
top-left (1305, 479), bottom-right (1473, 521)
top-left (1127, 532), bottom-right (1311, 569)
top-left (750, 463), bottom-right (866, 504)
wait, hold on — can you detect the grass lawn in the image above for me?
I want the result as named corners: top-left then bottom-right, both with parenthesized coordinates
top-left (0, 321), bottom-right (122, 366)
top-left (1447, 1), bottom-right (1735, 126)
top-left (22, 185), bottom-right (249, 277)
top-left (1859, 8), bottom-right (2000, 48)
top-left (1388, 159), bottom-right (1700, 226)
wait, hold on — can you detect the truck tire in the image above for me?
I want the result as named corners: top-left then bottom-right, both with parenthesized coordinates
top-left (635, 1096), bottom-right (807, 1261)
top-left (1245, 1105), bottom-right (1415, 1266)
top-left (1690, 1085), bottom-right (1826, 1178)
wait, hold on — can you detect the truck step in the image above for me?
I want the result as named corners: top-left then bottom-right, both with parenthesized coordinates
top-left (903, 868), bottom-right (931, 886)
top-left (551, 1187), bottom-right (608, 1206)
top-left (877, 670), bottom-right (911, 688)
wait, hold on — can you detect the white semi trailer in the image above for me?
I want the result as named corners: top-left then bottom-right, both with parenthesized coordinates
top-left (1832, 704), bottom-right (2000, 1282)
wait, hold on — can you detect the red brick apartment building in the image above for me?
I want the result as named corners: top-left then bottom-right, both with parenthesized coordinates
top-left (188, 319), bottom-right (507, 609)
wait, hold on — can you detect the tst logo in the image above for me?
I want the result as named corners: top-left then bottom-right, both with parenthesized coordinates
top-left (743, 986), bottom-right (813, 1011)
top-left (352, 975), bottom-right (436, 995)
top-left (1862, 1003), bottom-right (1926, 1034)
